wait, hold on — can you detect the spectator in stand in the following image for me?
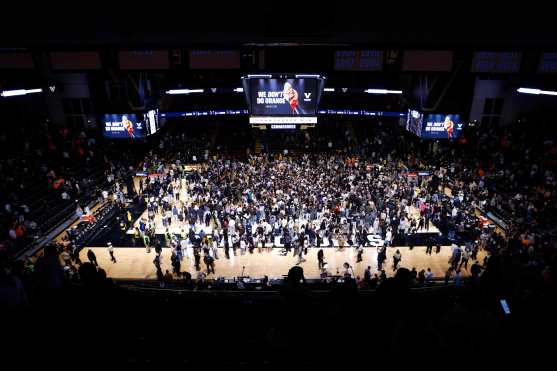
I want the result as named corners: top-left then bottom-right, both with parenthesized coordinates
top-left (454, 269), bottom-right (462, 288)
top-left (60, 249), bottom-right (72, 266)
top-left (470, 261), bottom-right (482, 282)
top-left (156, 268), bottom-right (165, 288)
top-left (379, 270), bottom-right (387, 283)
top-left (444, 267), bottom-right (453, 285)
top-left (417, 269), bottom-right (425, 286)
top-left (369, 273), bottom-right (379, 289)
top-left (364, 266), bottom-right (372, 284)
top-left (424, 268), bottom-right (433, 284)
top-left (34, 245), bottom-right (64, 290)
top-left (164, 270), bottom-right (173, 283)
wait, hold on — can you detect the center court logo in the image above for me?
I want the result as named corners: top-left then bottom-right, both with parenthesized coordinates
top-left (304, 92), bottom-right (312, 101)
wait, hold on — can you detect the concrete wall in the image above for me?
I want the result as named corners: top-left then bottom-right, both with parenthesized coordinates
top-left (469, 77), bottom-right (543, 126)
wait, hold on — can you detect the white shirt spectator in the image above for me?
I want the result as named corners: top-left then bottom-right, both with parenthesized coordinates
top-left (385, 229), bottom-right (392, 243)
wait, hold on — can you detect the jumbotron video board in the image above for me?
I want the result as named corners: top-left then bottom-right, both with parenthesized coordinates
top-left (102, 110), bottom-right (160, 139)
top-left (242, 74), bottom-right (325, 125)
top-left (404, 110), bottom-right (465, 140)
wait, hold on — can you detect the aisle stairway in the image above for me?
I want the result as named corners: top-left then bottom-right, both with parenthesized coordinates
top-left (254, 137), bottom-right (263, 154)
top-left (252, 128), bottom-right (265, 154)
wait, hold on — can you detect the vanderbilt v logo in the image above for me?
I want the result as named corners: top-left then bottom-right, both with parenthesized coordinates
top-left (304, 92), bottom-right (311, 99)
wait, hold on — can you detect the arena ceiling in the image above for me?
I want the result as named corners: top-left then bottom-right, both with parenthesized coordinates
top-left (3, 30), bottom-right (557, 49)
top-left (1, 4), bottom-right (556, 50)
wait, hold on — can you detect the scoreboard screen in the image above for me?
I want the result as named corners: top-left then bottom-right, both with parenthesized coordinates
top-left (334, 50), bottom-right (383, 71)
top-left (405, 109), bottom-right (424, 137)
top-left (422, 114), bottom-right (464, 140)
top-left (145, 109), bottom-right (159, 135)
top-left (103, 114), bottom-right (146, 139)
top-left (248, 78), bottom-right (319, 116)
top-left (243, 75), bottom-right (325, 126)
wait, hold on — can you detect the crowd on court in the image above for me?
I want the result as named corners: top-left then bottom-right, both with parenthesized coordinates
top-left (131, 149), bottom-right (489, 284)
top-left (2, 119), bottom-right (556, 305)
top-left (116, 119), bottom-right (556, 291)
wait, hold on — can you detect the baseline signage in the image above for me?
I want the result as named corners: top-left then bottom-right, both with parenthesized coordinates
top-left (249, 116), bottom-right (318, 124)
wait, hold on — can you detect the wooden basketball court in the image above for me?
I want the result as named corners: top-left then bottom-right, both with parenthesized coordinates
top-left (77, 178), bottom-right (480, 281)
top-left (80, 245), bottom-right (485, 280)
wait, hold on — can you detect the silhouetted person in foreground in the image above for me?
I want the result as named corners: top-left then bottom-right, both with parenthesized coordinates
top-left (0, 254), bottom-right (28, 308)
top-left (34, 244), bottom-right (64, 291)
top-left (87, 249), bottom-right (98, 266)
top-left (280, 266), bottom-right (310, 308)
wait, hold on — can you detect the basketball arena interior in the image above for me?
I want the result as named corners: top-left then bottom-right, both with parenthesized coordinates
top-left (1, 18), bottom-right (557, 365)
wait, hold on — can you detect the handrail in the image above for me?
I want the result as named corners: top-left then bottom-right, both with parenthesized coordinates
top-left (13, 198), bottom-right (100, 260)
top-left (117, 280), bottom-right (455, 294)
